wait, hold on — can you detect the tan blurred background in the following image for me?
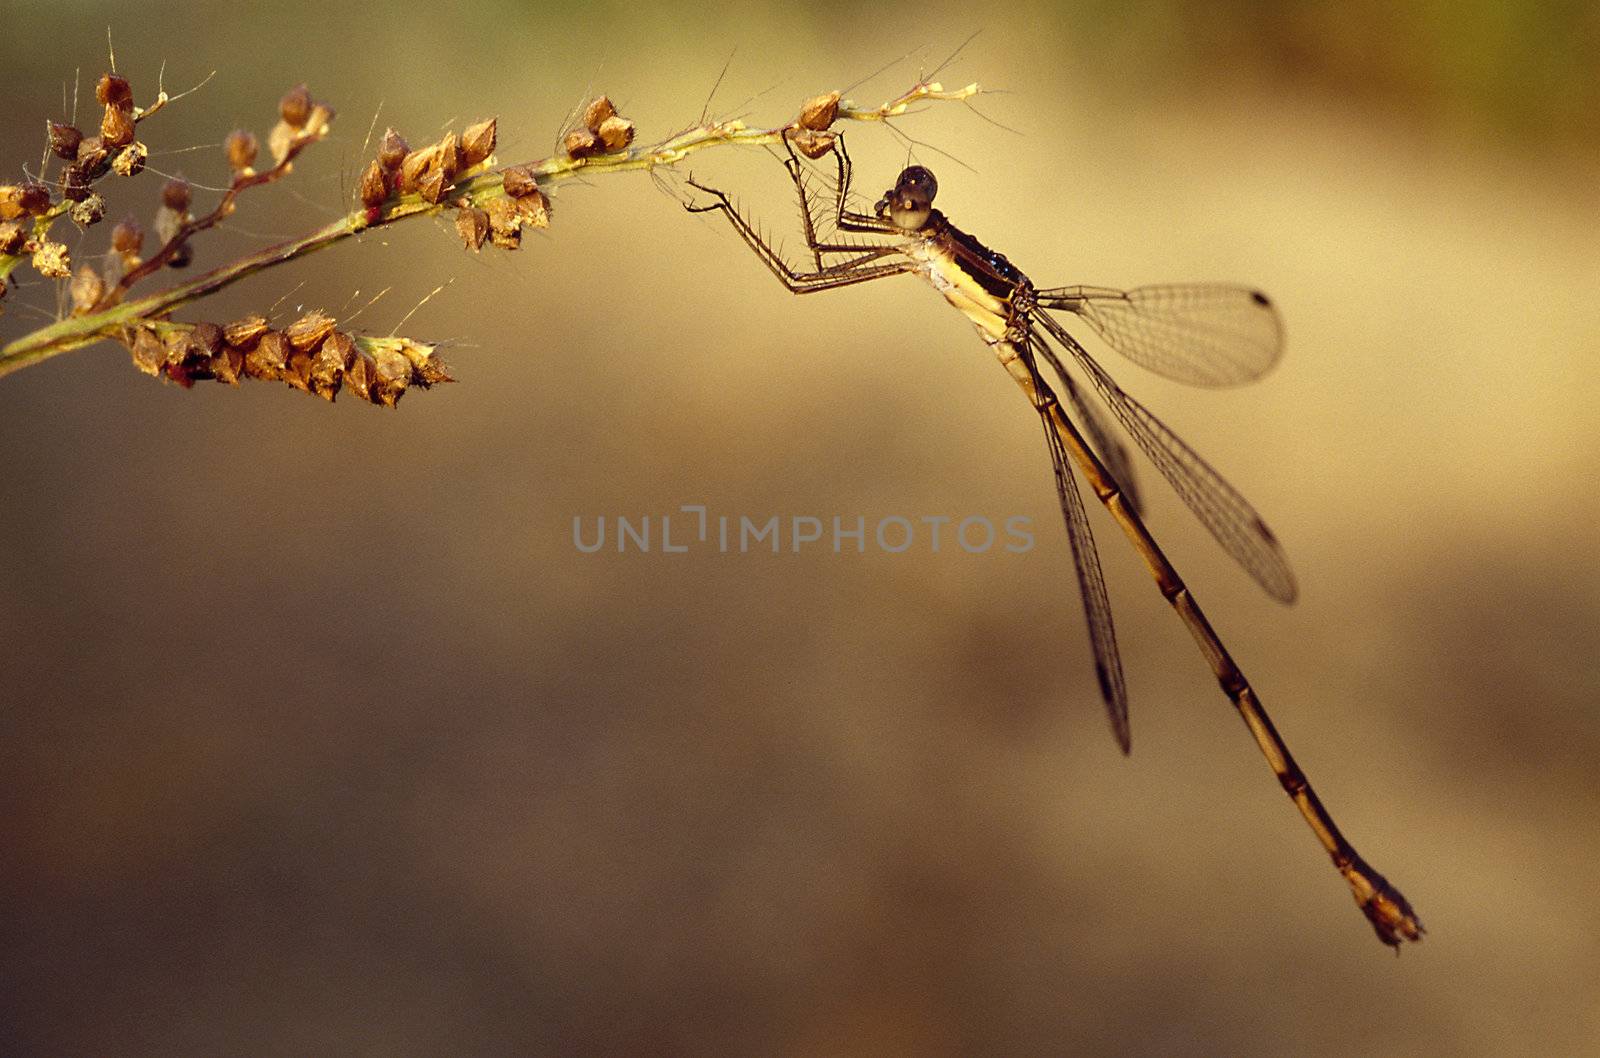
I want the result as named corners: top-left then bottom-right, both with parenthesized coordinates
top-left (2, 2), bottom-right (1597, 1055)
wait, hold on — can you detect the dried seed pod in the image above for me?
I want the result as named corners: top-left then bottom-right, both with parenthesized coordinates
top-left (112, 215), bottom-right (144, 256)
top-left (583, 96), bottom-right (617, 131)
top-left (48, 122), bottom-right (83, 160)
top-left (282, 348), bottom-right (314, 392)
top-left (358, 161), bottom-right (388, 209)
top-left (279, 84), bottom-right (313, 128)
top-left (418, 170), bottom-right (448, 205)
top-left (129, 326), bottom-right (165, 376)
top-left (787, 128), bottom-right (837, 160)
top-left (224, 315), bottom-right (269, 347)
top-left (267, 120), bottom-right (296, 165)
top-left (0, 182), bottom-right (50, 219)
top-left (406, 347), bottom-right (452, 386)
top-left (344, 350), bottom-right (377, 402)
top-left (245, 330), bottom-right (290, 380)
top-left (162, 178), bottom-right (192, 212)
top-left (190, 322), bottom-right (225, 356)
top-left (212, 344), bottom-right (245, 385)
top-left (32, 241), bottom-right (70, 278)
top-left (512, 187), bottom-right (550, 229)
top-left (101, 101), bottom-right (135, 148)
top-left (96, 73), bottom-right (133, 107)
top-left (305, 103), bottom-right (335, 135)
top-left (69, 193), bottom-right (105, 228)
top-left (563, 127), bottom-right (600, 159)
top-left (484, 196), bottom-right (521, 249)
top-left (797, 91), bottom-right (840, 131)
top-left (378, 128), bottom-right (409, 170)
top-left (285, 310), bottom-right (337, 351)
top-left (111, 141), bottom-right (147, 177)
top-left (371, 347), bottom-right (412, 407)
top-left (398, 142), bottom-right (441, 194)
top-left (456, 206), bottom-right (489, 251)
top-left (595, 115), bottom-right (634, 153)
top-left (461, 118), bottom-right (497, 167)
top-left (501, 165), bottom-right (538, 198)
top-left (166, 240), bottom-right (193, 268)
top-left (310, 330), bottom-right (356, 400)
top-left (70, 265), bottom-right (105, 314)
top-left (0, 221), bottom-right (25, 256)
top-left (436, 132), bottom-right (461, 182)
top-left (225, 129), bottom-right (259, 173)
top-left (61, 165), bottom-right (92, 202)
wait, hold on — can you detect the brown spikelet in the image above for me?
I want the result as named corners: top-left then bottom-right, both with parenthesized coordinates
top-left (282, 348), bottom-right (314, 392)
top-left (344, 351), bottom-right (376, 402)
top-left (212, 344), bottom-right (245, 385)
top-left (371, 347), bottom-right (412, 408)
top-left (245, 330), bottom-right (290, 380)
top-left (48, 122), bottom-right (82, 160)
top-left (398, 142), bottom-right (441, 194)
top-left (111, 142), bottom-right (146, 177)
top-left (285, 310), bottom-right (336, 351)
top-left (583, 96), bottom-right (617, 131)
top-left (226, 129), bottom-right (259, 173)
top-left (378, 128), bottom-right (409, 170)
top-left (787, 128), bottom-right (837, 160)
top-left (0, 221), bottom-right (25, 255)
top-left (32, 242), bottom-right (70, 278)
top-left (484, 196), bottom-right (521, 249)
top-left (595, 115), bottom-right (634, 153)
top-left (359, 161), bottom-right (388, 209)
top-left (69, 193), bottom-right (105, 227)
top-left (279, 84), bottom-right (312, 128)
top-left (563, 127), bottom-right (601, 159)
top-left (456, 206), bottom-right (489, 251)
top-left (129, 326), bottom-right (166, 376)
top-left (501, 165), bottom-right (538, 198)
top-left (224, 315), bottom-right (269, 347)
top-left (512, 187), bottom-right (550, 229)
top-left (96, 74), bottom-right (132, 107)
top-left (462, 118), bottom-right (497, 167)
top-left (69, 265), bottom-right (104, 315)
top-left (310, 330), bottom-right (355, 401)
top-left (797, 91), bottom-right (840, 131)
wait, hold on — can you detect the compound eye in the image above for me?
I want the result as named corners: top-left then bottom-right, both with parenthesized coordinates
top-left (883, 166), bottom-right (936, 229)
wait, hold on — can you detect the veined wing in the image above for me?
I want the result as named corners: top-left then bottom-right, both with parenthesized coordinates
top-left (1034, 311), bottom-right (1298, 604)
top-left (1034, 284), bottom-right (1283, 388)
top-left (1026, 338), bottom-right (1131, 752)
top-left (1055, 362), bottom-right (1143, 517)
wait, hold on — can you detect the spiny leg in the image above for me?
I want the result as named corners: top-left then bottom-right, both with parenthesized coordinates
top-left (684, 176), bottom-right (912, 294)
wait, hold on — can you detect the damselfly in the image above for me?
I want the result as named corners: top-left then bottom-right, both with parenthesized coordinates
top-left (683, 134), bottom-right (1422, 948)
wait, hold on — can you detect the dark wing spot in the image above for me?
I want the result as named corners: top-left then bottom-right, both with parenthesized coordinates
top-left (1251, 289), bottom-right (1271, 306)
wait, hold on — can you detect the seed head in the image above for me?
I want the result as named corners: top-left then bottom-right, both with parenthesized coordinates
top-left (462, 118), bottom-right (497, 167)
top-left (279, 84), bottom-right (313, 128)
top-left (48, 122), bottom-right (83, 160)
top-left (225, 129), bottom-right (259, 173)
top-left (111, 141), bottom-right (147, 177)
top-left (162, 177), bottom-right (192, 212)
top-left (379, 128), bottom-right (410, 170)
top-left (96, 74), bottom-right (132, 107)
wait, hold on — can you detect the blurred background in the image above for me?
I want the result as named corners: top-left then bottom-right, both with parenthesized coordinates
top-left (2, 2), bottom-right (1597, 1055)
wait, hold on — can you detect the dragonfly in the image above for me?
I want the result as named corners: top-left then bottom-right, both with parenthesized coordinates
top-left (683, 133), bottom-right (1423, 948)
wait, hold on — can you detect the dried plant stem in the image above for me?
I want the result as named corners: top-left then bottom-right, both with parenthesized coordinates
top-left (0, 80), bottom-right (977, 380)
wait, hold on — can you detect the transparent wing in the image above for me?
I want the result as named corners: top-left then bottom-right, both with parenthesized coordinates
top-left (1034, 284), bottom-right (1283, 388)
top-left (1056, 365), bottom-right (1143, 517)
top-left (1034, 311), bottom-right (1298, 604)
top-left (1026, 340), bottom-right (1131, 752)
